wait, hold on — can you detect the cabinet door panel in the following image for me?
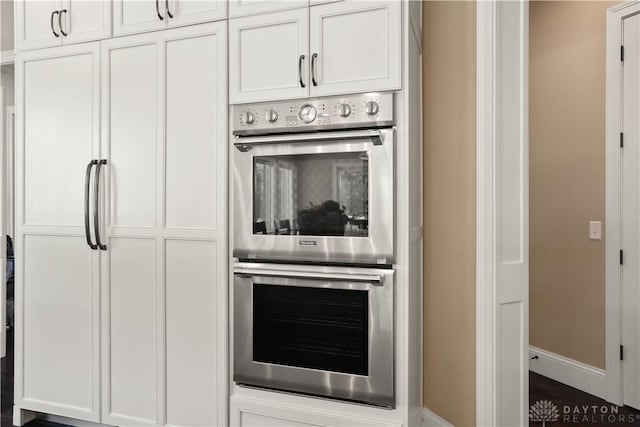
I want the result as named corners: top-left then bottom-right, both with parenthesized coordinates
top-left (113, 0), bottom-right (167, 37)
top-left (229, 0), bottom-right (308, 18)
top-left (229, 9), bottom-right (309, 103)
top-left (60, 0), bottom-right (111, 45)
top-left (241, 412), bottom-right (325, 427)
top-left (309, 1), bottom-right (401, 96)
top-left (21, 235), bottom-right (98, 417)
top-left (166, 240), bottom-right (219, 426)
top-left (167, 0), bottom-right (226, 27)
top-left (106, 42), bottom-right (158, 229)
top-left (104, 237), bottom-right (158, 425)
top-left (23, 53), bottom-right (94, 227)
top-left (15, 0), bottom-right (61, 51)
top-left (165, 32), bottom-right (222, 230)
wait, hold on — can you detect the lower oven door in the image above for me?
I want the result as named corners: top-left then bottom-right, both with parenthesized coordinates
top-left (233, 265), bottom-right (394, 407)
top-left (232, 128), bottom-right (394, 264)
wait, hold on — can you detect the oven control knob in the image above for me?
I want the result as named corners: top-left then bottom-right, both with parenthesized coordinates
top-left (364, 101), bottom-right (380, 116)
top-left (265, 109), bottom-right (279, 123)
top-left (298, 104), bottom-right (317, 123)
top-left (337, 103), bottom-right (352, 118)
top-left (242, 111), bottom-right (255, 125)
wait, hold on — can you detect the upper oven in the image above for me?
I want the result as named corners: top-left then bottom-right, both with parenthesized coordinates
top-left (231, 93), bottom-right (395, 265)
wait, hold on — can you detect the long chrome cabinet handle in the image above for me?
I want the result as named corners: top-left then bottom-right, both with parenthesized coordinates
top-left (166, 0), bottom-right (173, 18)
top-left (234, 129), bottom-right (386, 151)
top-left (84, 160), bottom-right (98, 250)
top-left (298, 54), bottom-right (306, 88)
top-left (156, 0), bottom-right (164, 20)
top-left (94, 160), bottom-right (107, 250)
top-left (50, 10), bottom-right (60, 37)
top-left (235, 268), bottom-right (384, 286)
top-left (58, 9), bottom-right (67, 37)
top-left (311, 53), bottom-right (318, 86)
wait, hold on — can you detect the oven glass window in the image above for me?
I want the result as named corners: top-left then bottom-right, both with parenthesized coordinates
top-left (253, 284), bottom-right (369, 376)
top-left (253, 152), bottom-right (369, 237)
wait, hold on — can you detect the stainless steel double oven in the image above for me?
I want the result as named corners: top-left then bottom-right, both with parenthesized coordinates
top-left (232, 92), bottom-right (396, 407)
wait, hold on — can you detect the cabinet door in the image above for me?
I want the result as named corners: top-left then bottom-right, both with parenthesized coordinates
top-left (309, 1), bottom-right (401, 96)
top-left (15, 0), bottom-right (62, 51)
top-left (163, 22), bottom-right (227, 427)
top-left (113, 0), bottom-right (167, 37)
top-left (101, 22), bottom-right (228, 427)
top-left (101, 31), bottom-right (163, 426)
top-left (166, 0), bottom-right (226, 27)
top-left (59, 0), bottom-right (111, 45)
top-left (16, 43), bottom-right (101, 422)
top-left (229, 0), bottom-right (308, 18)
top-left (229, 8), bottom-right (309, 103)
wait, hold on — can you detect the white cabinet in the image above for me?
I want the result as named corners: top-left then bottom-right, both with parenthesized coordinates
top-left (16, 42), bottom-right (101, 422)
top-left (229, 0), bottom-right (308, 18)
top-left (229, 1), bottom-right (401, 103)
top-left (16, 21), bottom-right (227, 427)
top-left (15, 0), bottom-right (110, 51)
top-left (309, 1), bottom-right (401, 96)
top-left (101, 21), bottom-right (228, 427)
top-left (113, 0), bottom-right (226, 37)
top-left (229, 8), bottom-right (309, 103)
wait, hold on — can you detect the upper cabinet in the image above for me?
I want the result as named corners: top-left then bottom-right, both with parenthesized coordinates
top-left (113, 0), bottom-right (226, 37)
top-left (229, 8), bottom-right (309, 103)
top-left (229, 1), bottom-right (401, 103)
top-left (309, 1), bottom-right (401, 96)
top-left (229, 0), bottom-right (308, 18)
top-left (15, 0), bottom-right (111, 51)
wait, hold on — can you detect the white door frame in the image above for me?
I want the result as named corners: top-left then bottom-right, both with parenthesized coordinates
top-left (476, 1), bottom-right (529, 425)
top-left (605, 0), bottom-right (640, 407)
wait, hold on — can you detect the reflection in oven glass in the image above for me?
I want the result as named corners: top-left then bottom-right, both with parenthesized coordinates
top-left (253, 152), bottom-right (369, 237)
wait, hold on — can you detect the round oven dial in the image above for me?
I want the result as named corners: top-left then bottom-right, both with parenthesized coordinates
top-left (364, 101), bottom-right (380, 116)
top-left (265, 109), bottom-right (279, 123)
top-left (242, 111), bottom-right (255, 124)
top-left (337, 103), bottom-right (352, 118)
top-left (298, 104), bottom-right (317, 123)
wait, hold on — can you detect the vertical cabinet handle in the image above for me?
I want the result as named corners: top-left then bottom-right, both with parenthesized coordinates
top-left (94, 160), bottom-right (107, 250)
top-left (311, 53), bottom-right (318, 86)
top-left (50, 10), bottom-right (60, 37)
top-left (298, 54), bottom-right (306, 88)
top-left (156, 0), bottom-right (164, 20)
top-left (58, 9), bottom-right (67, 37)
top-left (166, 0), bottom-right (173, 18)
top-left (84, 160), bottom-right (98, 250)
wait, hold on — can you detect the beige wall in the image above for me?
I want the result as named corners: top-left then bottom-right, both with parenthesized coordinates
top-left (423, 2), bottom-right (476, 425)
top-left (530, 0), bottom-right (617, 369)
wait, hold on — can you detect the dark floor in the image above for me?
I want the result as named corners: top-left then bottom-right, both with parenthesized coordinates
top-left (530, 372), bottom-right (640, 426)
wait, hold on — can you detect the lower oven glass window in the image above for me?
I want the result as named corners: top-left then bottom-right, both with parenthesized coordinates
top-left (253, 283), bottom-right (369, 376)
top-left (253, 152), bottom-right (369, 237)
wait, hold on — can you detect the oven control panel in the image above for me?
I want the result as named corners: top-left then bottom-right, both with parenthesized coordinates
top-left (231, 92), bottom-right (395, 136)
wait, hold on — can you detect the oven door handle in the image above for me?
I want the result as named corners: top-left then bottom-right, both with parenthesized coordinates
top-left (234, 268), bottom-right (384, 286)
top-left (233, 129), bottom-right (386, 152)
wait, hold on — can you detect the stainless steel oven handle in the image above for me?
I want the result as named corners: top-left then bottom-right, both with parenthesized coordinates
top-left (234, 129), bottom-right (385, 151)
top-left (234, 268), bottom-right (384, 286)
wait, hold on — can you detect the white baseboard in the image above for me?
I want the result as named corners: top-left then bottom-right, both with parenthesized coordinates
top-left (422, 407), bottom-right (453, 427)
top-left (529, 345), bottom-right (606, 400)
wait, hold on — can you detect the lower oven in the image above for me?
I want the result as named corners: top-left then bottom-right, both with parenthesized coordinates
top-left (233, 264), bottom-right (395, 408)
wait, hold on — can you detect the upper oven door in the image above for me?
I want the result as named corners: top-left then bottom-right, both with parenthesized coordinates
top-left (232, 128), bottom-right (394, 264)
